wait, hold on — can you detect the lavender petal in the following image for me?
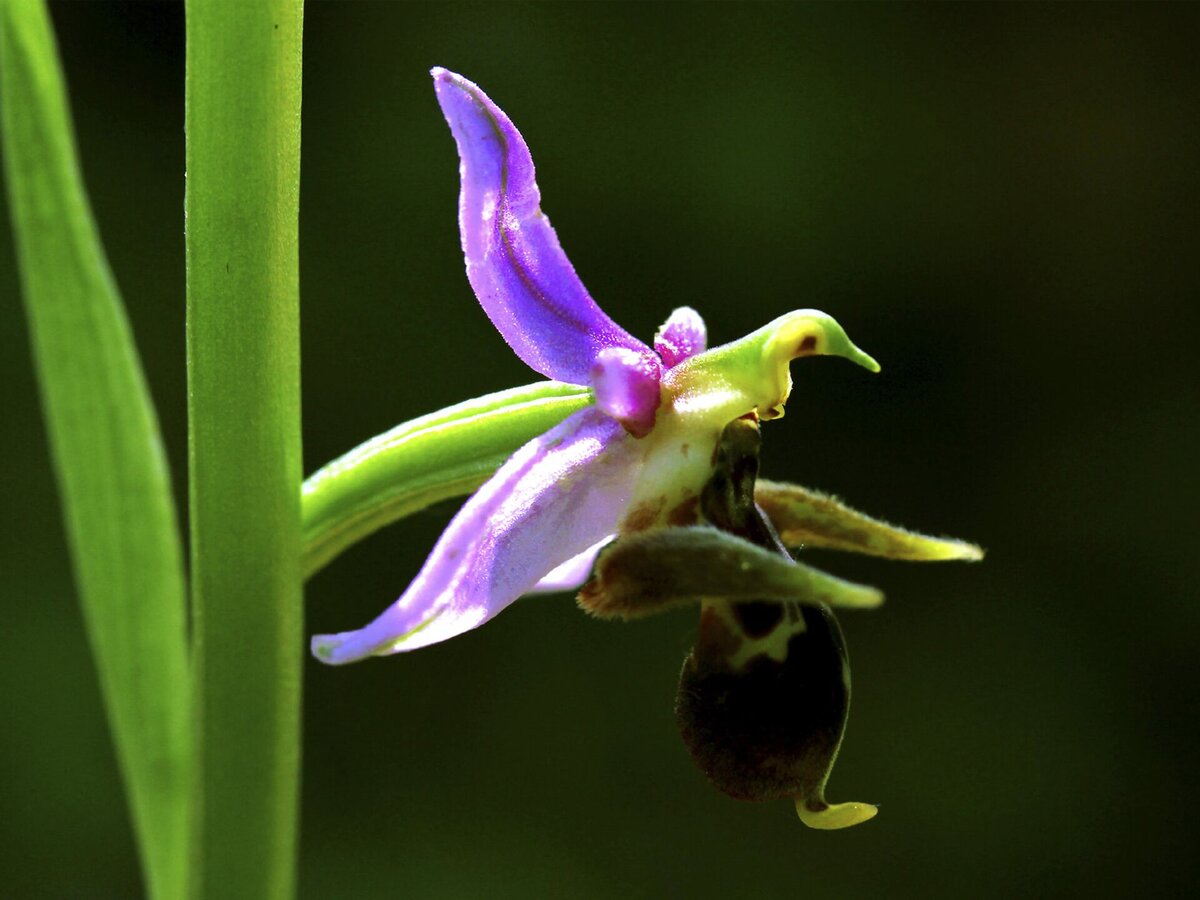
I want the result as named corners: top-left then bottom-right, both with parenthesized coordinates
top-left (432, 68), bottom-right (650, 383)
top-left (529, 535), bottom-right (613, 594)
top-left (654, 306), bottom-right (707, 368)
top-left (312, 408), bottom-right (646, 663)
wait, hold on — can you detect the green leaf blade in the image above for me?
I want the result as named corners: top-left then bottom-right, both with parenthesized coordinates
top-left (184, 2), bottom-right (304, 898)
top-left (0, 2), bottom-right (190, 898)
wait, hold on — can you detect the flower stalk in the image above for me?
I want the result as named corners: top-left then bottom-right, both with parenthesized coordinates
top-left (184, 2), bottom-right (304, 897)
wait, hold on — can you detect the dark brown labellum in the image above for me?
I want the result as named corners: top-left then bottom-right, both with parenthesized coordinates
top-left (675, 418), bottom-right (853, 807)
top-left (677, 600), bottom-right (849, 802)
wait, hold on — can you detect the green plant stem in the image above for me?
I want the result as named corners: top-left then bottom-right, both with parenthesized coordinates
top-left (303, 382), bottom-right (591, 578)
top-left (0, 1), bottom-right (190, 897)
top-left (185, 2), bottom-right (304, 898)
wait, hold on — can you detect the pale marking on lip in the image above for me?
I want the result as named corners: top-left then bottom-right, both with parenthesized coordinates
top-left (705, 599), bottom-right (807, 672)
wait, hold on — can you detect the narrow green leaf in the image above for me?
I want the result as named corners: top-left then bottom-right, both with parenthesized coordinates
top-left (0, 2), bottom-right (190, 898)
top-left (184, 2), bottom-right (304, 898)
top-left (303, 382), bottom-right (592, 578)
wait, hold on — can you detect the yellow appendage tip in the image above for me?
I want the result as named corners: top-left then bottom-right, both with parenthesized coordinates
top-left (795, 799), bottom-right (879, 830)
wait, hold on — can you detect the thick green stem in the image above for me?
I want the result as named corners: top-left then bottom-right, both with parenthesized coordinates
top-left (0, 2), bottom-right (190, 897)
top-left (185, 2), bottom-right (304, 898)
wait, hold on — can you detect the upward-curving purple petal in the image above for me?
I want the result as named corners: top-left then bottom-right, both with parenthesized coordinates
top-left (432, 68), bottom-right (651, 384)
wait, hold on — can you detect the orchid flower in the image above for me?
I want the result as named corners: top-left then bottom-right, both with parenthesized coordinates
top-left (312, 68), bottom-right (982, 828)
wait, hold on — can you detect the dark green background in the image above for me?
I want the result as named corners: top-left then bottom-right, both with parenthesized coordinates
top-left (2, 2), bottom-right (1197, 897)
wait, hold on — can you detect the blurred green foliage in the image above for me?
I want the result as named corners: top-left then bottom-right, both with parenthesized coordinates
top-left (1, 2), bottom-right (1196, 897)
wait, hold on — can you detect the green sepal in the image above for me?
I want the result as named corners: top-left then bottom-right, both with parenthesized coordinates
top-left (578, 525), bottom-right (883, 619)
top-left (756, 479), bottom-right (984, 562)
top-left (302, 381), bottom-right (593, 577)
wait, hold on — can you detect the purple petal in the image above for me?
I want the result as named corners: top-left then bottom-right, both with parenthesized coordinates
top-left (590, 347), bottom-right (663, 437)
top-left (432, 68), bottom-right (651, 384)
top-left (654, 306), bottom-right (707, 368)
top-left (529, 535), bottom-right (613, 594)
top-left (312, 408), bottom-right (646, 663)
